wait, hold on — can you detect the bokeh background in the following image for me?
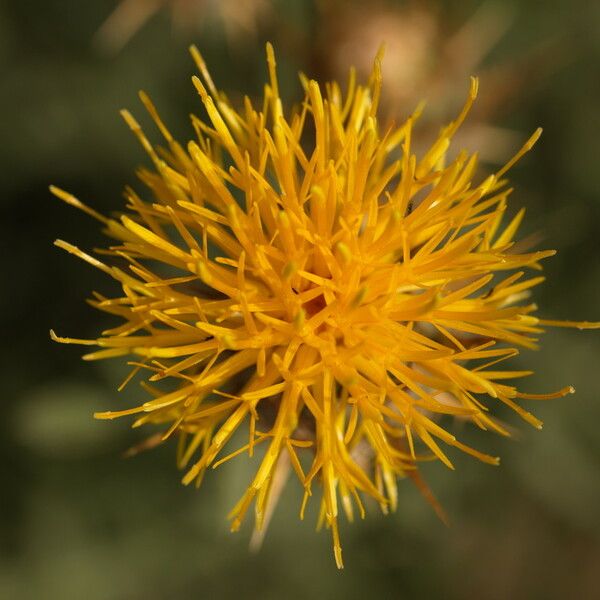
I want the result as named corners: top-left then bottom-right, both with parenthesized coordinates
top-left (2, 1), bottom-right (599, 598)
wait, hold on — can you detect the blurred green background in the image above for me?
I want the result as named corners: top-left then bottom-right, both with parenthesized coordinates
top-left (1, 1), bottom-right (599, 598)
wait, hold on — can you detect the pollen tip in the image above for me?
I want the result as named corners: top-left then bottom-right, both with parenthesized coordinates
top-left (282, 261), bottom-right (297, 280)
top-left (469, 75), bottom-right (479, 98)
top-left (191, 75), bottom-right (208, 99)
top-left (336, 242), bottom-right (352, 264)
top-left (181, 470), bottom-right (196, 486)
top-left (119, 109), bottom-right (137, 128)
top-left (350, 285), bottom-right (368, 308)
top-left (266, 41), bottom-right (275, 62)
top-left (293, 308), bottom-right (306, 331)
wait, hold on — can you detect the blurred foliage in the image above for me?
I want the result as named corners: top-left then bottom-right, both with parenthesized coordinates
top-left (1, 0), bottom-right (599, 598)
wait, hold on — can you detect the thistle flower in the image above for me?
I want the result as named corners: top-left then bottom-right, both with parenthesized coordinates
top-left (52, 44), bottom-right (598, 569)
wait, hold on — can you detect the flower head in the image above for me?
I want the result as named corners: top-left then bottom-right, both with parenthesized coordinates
top-left (52, 44), bottom-right (598, 568)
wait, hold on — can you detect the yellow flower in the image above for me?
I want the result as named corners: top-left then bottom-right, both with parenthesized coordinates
top-left (52, 44), bottom-right (598, 569)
